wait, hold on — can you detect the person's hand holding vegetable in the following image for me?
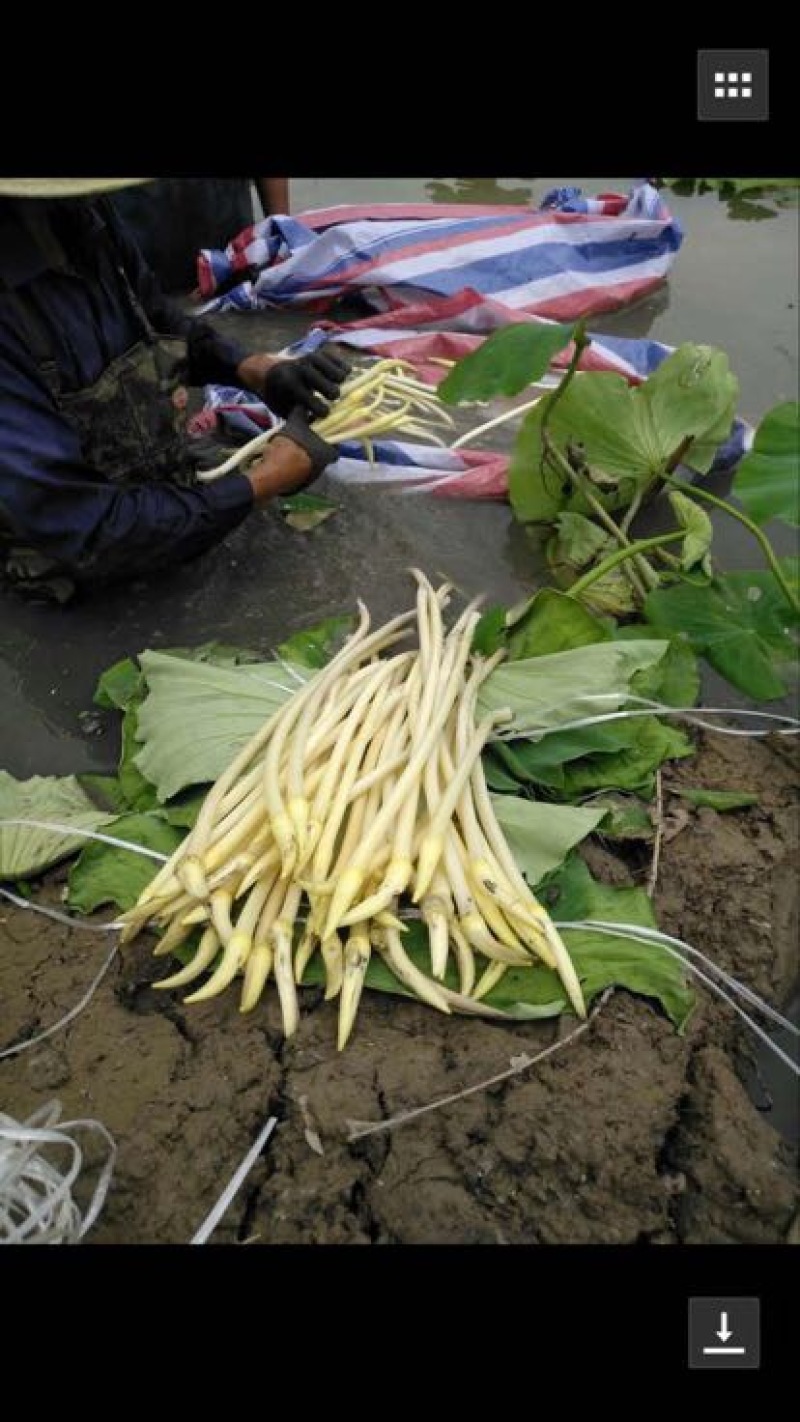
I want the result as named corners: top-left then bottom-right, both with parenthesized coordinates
top-left (237, 346), bottom-right (350, 419)
top-left (244, 409), bottom-right (340, 502)
top-left (232, 344), bottom-right (349, 502)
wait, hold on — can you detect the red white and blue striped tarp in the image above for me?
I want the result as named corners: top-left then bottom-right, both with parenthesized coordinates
top-left (197, 182), bottom-right (682, 324)
top-left (196, 183), bottom-right (750, 498)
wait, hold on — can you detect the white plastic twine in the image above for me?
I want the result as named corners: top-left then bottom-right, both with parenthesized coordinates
top-left (490, 693), bottom-right (800, 742)
top-left (190, 1114), bottom-right (278, 1244)
top-left (557, 919), bottom-right (800, 1076)
top-left (1, 797), bottom-right (797, 1076)
top-left (0, 937), bottom-right (120, 1062)
top-left (0, 819), bottom-right (169, 859)
top-left (0, 820), bottom-right (148, 1062)
top-left (0, 884), bottom-right (120, 932)
top-left (0, 1101), bottom-right (116, 1244)
top-left (0, 824), bottom-right (149, 1062)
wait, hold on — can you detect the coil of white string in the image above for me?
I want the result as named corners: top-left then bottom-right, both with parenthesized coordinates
top-left (0, 1101), bottom-right (116, 1244)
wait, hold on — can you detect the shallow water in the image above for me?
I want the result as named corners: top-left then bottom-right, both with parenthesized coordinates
top-left (292, 177), bottom-right (800, 417)
top-left (3, 176), bottom-right (796, 777)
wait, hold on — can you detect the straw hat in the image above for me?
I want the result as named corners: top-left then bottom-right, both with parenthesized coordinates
top-left (0, 178), bottom-right (153, 199)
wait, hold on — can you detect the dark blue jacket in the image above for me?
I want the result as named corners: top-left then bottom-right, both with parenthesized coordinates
top-left (0, 195), bottom-right (254, 585)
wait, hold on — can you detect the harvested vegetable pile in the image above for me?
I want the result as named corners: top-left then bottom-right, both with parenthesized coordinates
top-left (118, 572), bottom-right (585, 1047)
top-left (197, 360), bottom-right (455, 482)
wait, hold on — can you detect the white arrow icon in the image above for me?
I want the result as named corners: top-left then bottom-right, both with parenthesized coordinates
top-left (717, 1312), bottom-right (733, 1342)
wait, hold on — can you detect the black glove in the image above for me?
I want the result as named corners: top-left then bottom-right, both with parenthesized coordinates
top-left (262, 346), bottom-right (350, 419)
top-left (277, 407), bottom-right (340, 484)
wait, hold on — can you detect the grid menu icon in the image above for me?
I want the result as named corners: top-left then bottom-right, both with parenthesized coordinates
top-left (698, 49), bottom-right (769, 120)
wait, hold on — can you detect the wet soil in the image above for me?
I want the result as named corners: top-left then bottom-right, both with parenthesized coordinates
top-left (1, 732), bottom-right (797, 1245)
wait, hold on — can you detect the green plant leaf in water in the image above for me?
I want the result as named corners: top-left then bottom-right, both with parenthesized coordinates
top-left (93, 657), bottom-right (142, 711)
top-left (663, 178), bottom-right (799, 196)
top-left (579, 559), bottom-right (640, 618)
top-left (438, 321), bottom-right (575, 404)
top-left (732, 401), bottom-right (800, 528)
top-left (424, 178), bottom-right (534, 205)
top-left (67, 812), bottom-right (185, 914)
top-left (509, 343), bottom-right (739, 524)
top-left (646, 569), bottom-right (800, 701)
top-left (546, 521), bottom-right (640, 617)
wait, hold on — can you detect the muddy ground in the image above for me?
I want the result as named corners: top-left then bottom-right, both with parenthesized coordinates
top-left (1, 730), bottom-right (797, 1246)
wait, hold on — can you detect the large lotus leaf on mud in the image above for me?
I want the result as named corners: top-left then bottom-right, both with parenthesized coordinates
top-left (674, 787), bottom-right (759, 811)
top-left (480, 629), bottom-right (696, 799)
top-left (558, 718), bottom-right (693, 797)
top-left (492, 716), bottom-right (693, 798)
top-left (614, 626), bottom-right (700, 706)
top-left (133, 652), bottom-right (313, 801)
top-left (537, 853), bottom-right (694, 1029)
top-left (0, 772), bottom-right (113, 878)
top-left (94, 646), bottom-right (269, 814)
top-left (130, 622), bottom-right (353, 802)
top-left (476, 638), bottom-right (670, 735)
top-left (476, 593), bottom-right (700, 710)
top-left (489, 796), bottom-right (605, 882)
